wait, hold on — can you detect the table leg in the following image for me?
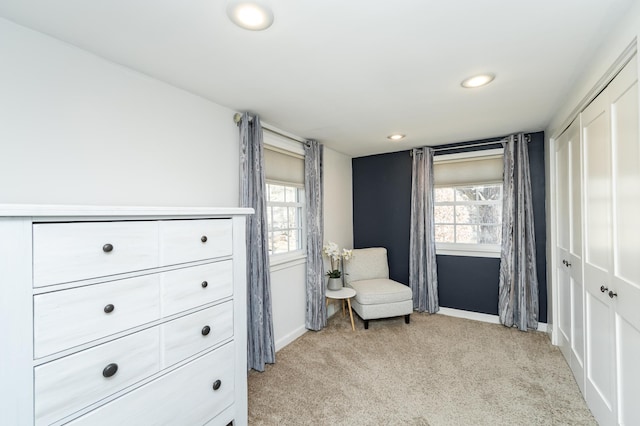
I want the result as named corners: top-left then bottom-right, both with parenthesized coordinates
top-left (347, 298), bottom-right (355, 331)
top-left (342, 299), bottom-right (346, 317)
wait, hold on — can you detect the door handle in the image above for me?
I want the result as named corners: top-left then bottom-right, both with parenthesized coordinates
top-left (608, 291), bottom-right (618, 299)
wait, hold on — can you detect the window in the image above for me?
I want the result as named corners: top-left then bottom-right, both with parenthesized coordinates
top-left (263, 131), bottom-right (306, 259)
top-left (266, 182), bottom-right (305, 255)
top-left (434, 184), bottom-right (503, 249)
top-left (433, 149), bottom-right (503, 257)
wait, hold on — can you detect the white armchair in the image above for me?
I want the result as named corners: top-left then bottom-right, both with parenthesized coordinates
top-left (343, 247), bottom-right (413, 329)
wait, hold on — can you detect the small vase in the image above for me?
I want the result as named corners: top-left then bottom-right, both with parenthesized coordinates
top-left (327, 277), bottom-right (342, 290)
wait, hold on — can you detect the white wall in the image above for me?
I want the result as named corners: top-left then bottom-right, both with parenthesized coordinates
top-left (323, 147), bottom-right (354, 251)
top-left (322, 147), bottom-right (354, 318)
top-left (547, 3), bottom-right (640, 138)
top-left (544, 1), bottom-right (640, 341)
top-left (270, 146), bottom-right (353, 350)
top-left (0, 17), bottom-right (355, 350)
top-left (0, 18), bottom-right (238, 207)
top-left (270, 260), bottom-right (307, 351)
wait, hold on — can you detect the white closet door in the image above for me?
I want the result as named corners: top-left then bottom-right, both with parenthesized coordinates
top-left (608, 58), bottom-right (640, 426)
top-left (555, 125), bottom-right (572, 363)
top-left (582, 81), bottom-right (616, 426)
top-left (583, 57), bottom-right (640, 426)
top-left (555, 118), bottom-right (585, 393)
top-left (568, 119), bottom-right (585, 394)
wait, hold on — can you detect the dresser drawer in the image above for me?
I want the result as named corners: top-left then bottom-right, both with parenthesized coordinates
top-left (35, 327), bottom-right (160, 426)
top-left (33, 221), bottom-right (158, 287)
top-left (68, 343), bottom-right (236, 426)
top-left (159, 219), bottom-right (232, 266)
top-left (161, 261), bottom-right (233, 316)
top-left (162, 302), bottom-right (233, 368)
top-left (34, 274), bottom-right (161, 358)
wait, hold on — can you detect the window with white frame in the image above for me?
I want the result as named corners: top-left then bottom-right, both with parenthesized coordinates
top-left (433, 148), bottom-right (504, 257)
top-left (266, 182), bottom-right (304, 255)
top-left (263, 132), bottom-right (306, 258)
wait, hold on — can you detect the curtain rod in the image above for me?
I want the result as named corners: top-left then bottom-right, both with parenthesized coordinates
top-left (410, 134), bottom-right (531, 156)
top-left (233, 113), bottom-right (307, 145)
top-left (433, 134), bottom-right (531, 151)
top-left (432, 138), bottom-right (507, 151)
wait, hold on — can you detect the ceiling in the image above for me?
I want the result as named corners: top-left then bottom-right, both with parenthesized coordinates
top-left (0, 0), bottom-right (634, 157)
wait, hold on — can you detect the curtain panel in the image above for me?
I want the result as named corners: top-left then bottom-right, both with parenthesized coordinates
top-left (498, 133), bottom-right (539, 331)
top-left (304, 140), bottom-right (326, 330)
top-left (409, 147), bottom-right (439, 313)
top-left (238, 112), bottom-right (276, 371)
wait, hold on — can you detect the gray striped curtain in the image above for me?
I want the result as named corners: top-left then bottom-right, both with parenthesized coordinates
top-left (409, 147), bottom-right (439, 313)
top-left (304, 140), bottom-right (325, 330)
top-left (498, 133), bottom-right (539, 331)
top-left (238, 112), bottom-right (275, 371)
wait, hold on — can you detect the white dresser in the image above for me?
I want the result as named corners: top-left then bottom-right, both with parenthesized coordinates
top-left (0, 205), bottom-right (252, 426)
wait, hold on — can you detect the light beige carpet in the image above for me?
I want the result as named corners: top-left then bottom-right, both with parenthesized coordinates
top-left (248, 312), bottom-right (595, 425)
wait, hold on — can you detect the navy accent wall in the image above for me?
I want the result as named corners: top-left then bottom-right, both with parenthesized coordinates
top-left (352, 150), bottom-right (413, 285)
top-left (528, 132), bottom-right (548, 323)
top-left (352, 132), bottom-right (547, 322)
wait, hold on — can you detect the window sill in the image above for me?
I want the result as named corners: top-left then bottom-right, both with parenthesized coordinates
top-left (270, 251), bottom-right (307, 272)
top-left (436, 244), bottom-right (501, 259)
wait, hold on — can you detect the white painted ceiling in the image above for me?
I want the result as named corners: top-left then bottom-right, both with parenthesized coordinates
top-left (0, 0), bottom-right (634, 157)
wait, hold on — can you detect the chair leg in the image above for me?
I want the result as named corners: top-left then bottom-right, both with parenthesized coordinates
top-left (364, 320), bottom-right (369, 330)
top-left (405, 314), bottom-right (410, 324)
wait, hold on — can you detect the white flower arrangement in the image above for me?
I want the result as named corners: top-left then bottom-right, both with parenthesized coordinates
top-left (323, 241), bottom-right (353, 278)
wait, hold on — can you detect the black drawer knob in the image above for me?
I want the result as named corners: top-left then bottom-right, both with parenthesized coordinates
top-left (201, 325), bottom-right (211, 336)
top-left (102, 363), bottom-right (118, 378)
top-left (212, 379), bottom-right (222, 391)
top-left (102, 243), bottom-right (114, 253)
top-left (201, 281), bottom-right (208, 288)
top-left (104, 304), bottom-right (115, 314)
top-left (201, 235), bottom-right (208, 243)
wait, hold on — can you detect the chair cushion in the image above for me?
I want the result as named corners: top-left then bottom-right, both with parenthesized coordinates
top-left (344, 247), bottom-right (389, 284)
top-left (349, 278), bottom-right (412, 305)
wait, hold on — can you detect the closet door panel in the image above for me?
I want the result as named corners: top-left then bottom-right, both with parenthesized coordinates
top-left (555, 126), bottom-right (572, 361)
top-left (558, 270), bottom-right (571, 359)
top-left (556, 137), bottom-right (570, 252)
top-left (610, 66), bottom-right (640, 287)
top-left (616, 312), bottom-right (640, 425)
top-left (571, 275), bottom-right (585, 375)
top-left (585, 287), bottom-right (616, 417)
top-left (567, 120), bottom-right (585, 389)
top-left (611, 75), bottom-right (640, 283)
top-left (582, 90), bottom-right (617, 425)
top-left (582, 100), bottom-right (611, 270)
top-left (609, 56), bottom-right (640, 426)
top-left (569, 134), bottom-right (582, 255)
top-left (554, 118), bottom-right (585, 391)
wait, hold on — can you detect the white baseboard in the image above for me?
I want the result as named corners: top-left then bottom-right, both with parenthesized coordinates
top-left (437, 307), bottom-right (548, 333)
top-left (274, 305), bottom-right (344, 353)
top-left (275, 325), bottom-right (307, 352)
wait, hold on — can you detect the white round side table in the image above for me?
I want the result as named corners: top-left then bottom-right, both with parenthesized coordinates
top-left (325, 287), bottom-right (357, 331)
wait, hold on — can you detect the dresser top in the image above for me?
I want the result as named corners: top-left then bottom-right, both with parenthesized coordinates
top-left (0, 204), bottom-right (254, 218)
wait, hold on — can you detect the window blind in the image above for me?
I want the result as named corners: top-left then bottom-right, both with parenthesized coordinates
top-left (434, 152), bottom-right (503, 186)
top-left (264, 146), bottom-right (304, 185)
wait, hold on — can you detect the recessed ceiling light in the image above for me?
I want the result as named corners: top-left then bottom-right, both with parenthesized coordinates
top-left (227, 1), bottom-right (274, 31)
top-left (461, 74), bottom-right (495, 88)
top-left (387, 134), bottom-right (406, 141)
